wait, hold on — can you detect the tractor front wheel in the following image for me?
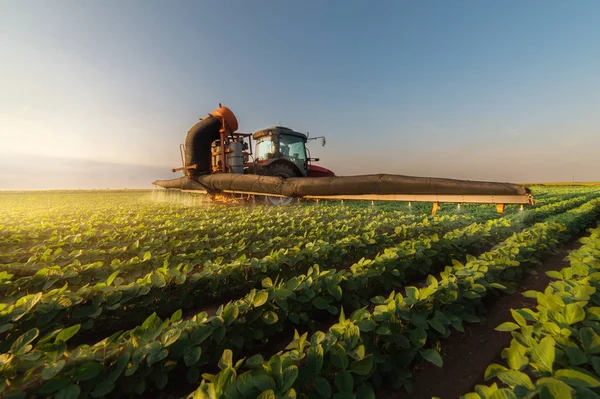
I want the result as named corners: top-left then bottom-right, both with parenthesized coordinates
top-left (263, 164), bottom-right (298, 205)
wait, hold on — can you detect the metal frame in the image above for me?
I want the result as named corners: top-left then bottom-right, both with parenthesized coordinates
top-left (158, 187), bottom-right (533, 214)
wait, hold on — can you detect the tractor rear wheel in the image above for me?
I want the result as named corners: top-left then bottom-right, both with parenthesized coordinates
top-left (263, 164), bottom-right (298, 205)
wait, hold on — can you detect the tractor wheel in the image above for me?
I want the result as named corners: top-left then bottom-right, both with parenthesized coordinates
top-left (263, 164), bottom-right (298, 205)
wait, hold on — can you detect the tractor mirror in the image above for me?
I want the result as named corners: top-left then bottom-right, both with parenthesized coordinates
top-left (322, 138), bottom-right (326, 147)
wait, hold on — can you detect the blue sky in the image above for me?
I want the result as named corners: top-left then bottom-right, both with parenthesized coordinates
top-left (1, 1), bottom-right (599, 188)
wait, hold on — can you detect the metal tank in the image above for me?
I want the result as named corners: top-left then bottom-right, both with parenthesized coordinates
top-left (226, 141), bottom-right (244, 174)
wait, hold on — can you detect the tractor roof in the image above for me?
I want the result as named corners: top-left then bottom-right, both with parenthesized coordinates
top-left (253, 126), bottom-right (307, 140)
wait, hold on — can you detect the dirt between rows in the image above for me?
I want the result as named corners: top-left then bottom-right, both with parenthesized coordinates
top-left (378, 230), bottom-right (590, 399)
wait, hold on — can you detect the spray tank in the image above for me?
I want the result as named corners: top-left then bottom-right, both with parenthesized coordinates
top-left (211, 140), bottom-right (244, 174)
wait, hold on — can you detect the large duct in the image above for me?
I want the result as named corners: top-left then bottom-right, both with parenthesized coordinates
top-left (153, 173), bottom-right (530, 197)
top-left (184, 117), bottom-right (221, 175)
top-left (183, 106), bottom-right (240, 175)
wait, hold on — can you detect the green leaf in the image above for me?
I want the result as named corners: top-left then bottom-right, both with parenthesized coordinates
top-left (421, 349), bottom-right (443, 367)
top-left (510, 310), bottom-right (527, 327)
top-left (375, 326), bottom-right (391, 336)
top-left (350, 354), bottom-right (374, 375)
top-left (536, 377), bottom-right (574, 399)
top-left (410, 327), bottom-right (427, 347)
top-left (215, 366), bottom-right (236, 395)
top-left (246, 354), bottom-right (264, 369)
top-left (406, 286), bottom-right (419, 302)
top-left (257, 390), bottom-right (276, 399)
top-left (507, 345), bottom-right (529, 371)
top-left (38, 377), bottom-right (70, 395)
top-left (262, 277), bottom-right (273, 288)
top-left (488, 389), bottom-right (518, 399)
top-left (161, 328), bottom-right (181, 347)
top-left (546, 271), bottom-right (563, 280)
top-left (530, 336), bottom-right (555, 373)
top-left (54, 324), bottom-right (81, 342)
top-left (574, 387), bottom-right (600, 399)
top-left (565, 347), bottom-right (588, 366)
top-left (253, 291), bottom-right (269, 307)
top-left (327, 284), bottom-right (343, 301)
top-left (485, 364), bottom-right (508, 380)
top-left (565, 303), bottom-right (586, 325)
top-left (308, 344), bottom-right (324, 374)
top-left (55, 384), bottom-right (81, 399)
top-left (74, 362), bottom-right (103, 381)
top-left (193, 382), bottom-right (217, 399)
top-left (184, 346), bottom-right (202, 366)
top-left (106, 270), bottom-right (120, 286)
top-left (219, 349), bottom-right (233, 370)
top-left (356, 319), bottom-right (376, 332)
top-left (591, 357), bottom-right (600, 376)
top-left (555, 369), bottom-right (600, 388)
top-left (170, 309), bottom-right (182, 323)
top-left (587, 307), bottom-right (600, 321)
top-left (191, 326), bottom-right (212, 345)
top-left (272, 288), bottom-right (293, 300)
top-left (314, 376), bottom-right (332, 397)
top-left (330, 344), bottom-right (349, 370)
top-left (497, 370), bottom-right (534, 389)
top-left (262, 311), bottom-right (278, 325)
top-left (41, 359), bottom-right (66, 380)
top-left (581, 328), bottom-right (600, 354)
top-left (428, 318), bottom-right (446, 335)
top-left (280, 365), bottom-right (299, 392)
top-left (10, 328), bottom-right (39, 355)
top-left (312, 296), bottom-right (330, 310)
top-left (236, 372), bottom-right (254, 396)
top-left (254, 375), bottom-right (276, 391)
top-left (334, 370), bottom-right (354, 393)
top-left (356, 385), bottom-right (376, 399)
top-left (147, 345), bottom-right (169, 366)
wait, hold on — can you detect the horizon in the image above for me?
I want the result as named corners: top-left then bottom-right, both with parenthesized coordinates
top-left (2, 1), bottom-right (599, 189)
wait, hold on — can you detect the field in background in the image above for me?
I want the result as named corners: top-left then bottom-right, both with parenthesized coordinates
top-left (521, 182), bottom-right (600, 186)
top-left (1, 187), bottom-right (600, 398)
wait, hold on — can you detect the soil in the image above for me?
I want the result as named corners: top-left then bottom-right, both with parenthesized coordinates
top-left (378, 231), bottom-right (589, 399)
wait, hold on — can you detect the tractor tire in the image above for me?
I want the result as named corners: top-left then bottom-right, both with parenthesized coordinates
top-left (263, 163), bottom-right (298, 205)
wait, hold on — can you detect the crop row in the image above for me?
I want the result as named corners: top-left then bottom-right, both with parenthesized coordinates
top-left (1, 210), bottom-right (425, 295)
top-left (1, 205), bottom-right (419, 277)
top-left (0, 213), bottom-right (478, 349)
top-left (183, 198), bottom-right (600, 399)
top-left (5, 186), bottom-right (590, 282)
top-left (461, 223), bottom-right (600, 399)
top-left (1, 198), bottom-right (597, 398)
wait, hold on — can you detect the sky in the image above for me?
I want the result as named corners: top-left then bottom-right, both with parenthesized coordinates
top-left (1, 1), bottom-right (599, 189)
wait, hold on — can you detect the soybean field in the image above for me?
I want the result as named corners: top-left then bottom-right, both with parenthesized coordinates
top-left (2, 186), bottom-right (600, 399)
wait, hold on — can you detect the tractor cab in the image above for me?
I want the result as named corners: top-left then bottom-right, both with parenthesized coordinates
top-left (251, 126), bottom-right (334, 178)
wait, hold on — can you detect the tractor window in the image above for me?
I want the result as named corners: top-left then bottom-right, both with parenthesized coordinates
top-left (255, 136), bottom-right (276, 161)
top-left (279, 135), bottom-right (306, 163)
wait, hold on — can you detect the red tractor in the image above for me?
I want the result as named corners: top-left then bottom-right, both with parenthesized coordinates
top-left (169, 105), bottom-right (334, 204)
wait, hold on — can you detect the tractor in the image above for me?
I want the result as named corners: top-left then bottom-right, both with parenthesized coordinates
top-left (154, 104), bottom-right (534, 213)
